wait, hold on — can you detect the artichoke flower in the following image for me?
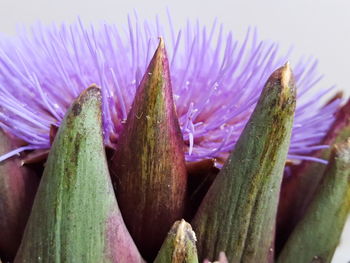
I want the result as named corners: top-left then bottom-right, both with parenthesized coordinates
top-left (0, 17), bottom-right (349, 263)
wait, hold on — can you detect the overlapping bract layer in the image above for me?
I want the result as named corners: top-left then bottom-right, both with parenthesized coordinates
top-left (0, 33), bottom-right (348, 263)
top-left (0, 17), bottom-right (340, 164)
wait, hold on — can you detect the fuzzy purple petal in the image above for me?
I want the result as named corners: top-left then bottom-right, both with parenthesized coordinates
top-left (0, 17), bottom-right (340, 165)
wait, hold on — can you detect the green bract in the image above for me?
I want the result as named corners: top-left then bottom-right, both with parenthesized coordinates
top-left (14, 86), bottom-right (143, 263)
top-left (0, 39), bottom-right (349, 263)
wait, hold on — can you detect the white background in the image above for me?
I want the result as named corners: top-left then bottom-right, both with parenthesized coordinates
top-left (0, 0), bottom-right (349, 262)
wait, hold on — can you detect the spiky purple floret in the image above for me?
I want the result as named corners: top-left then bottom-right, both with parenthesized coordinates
top-left (0, 16), bottom-right (340, 165)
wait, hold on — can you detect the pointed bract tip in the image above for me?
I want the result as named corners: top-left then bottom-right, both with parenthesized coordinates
top-left (87, 83), bottom-right (100, 90)
top-left (153, 37), bottom-right (167, 61)
top-left (175, 219), bottom-right (197, 243)
top-left (268, 63), bottom-right (295, 98)
top-left (158, 37), bottom-right (165, 48)
top-left (71, 85), bottom-right (101, 116)
top-left (154, 219), bottom-right (198, 263)
top-left (76, 84), bottom-right (101, 101)
top-left (84, 84), bottom-right (101, 97)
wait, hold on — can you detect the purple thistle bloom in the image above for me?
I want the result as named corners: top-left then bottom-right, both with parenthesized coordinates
top-left (0, 16), bottom-right (340, 166)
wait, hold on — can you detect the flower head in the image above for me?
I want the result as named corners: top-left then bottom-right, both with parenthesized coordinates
top-left (0, 16), bottom-right (349, 263)
top-left (0, 16), bottom-right (340, 165)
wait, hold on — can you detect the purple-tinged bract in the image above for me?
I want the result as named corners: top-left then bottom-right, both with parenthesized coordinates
top-left (0, 16), bottom-right (340, 165)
